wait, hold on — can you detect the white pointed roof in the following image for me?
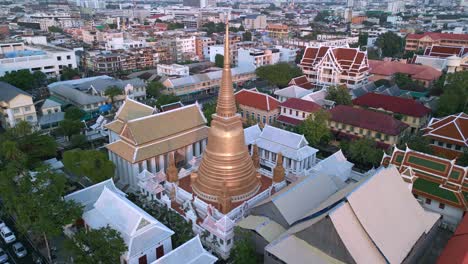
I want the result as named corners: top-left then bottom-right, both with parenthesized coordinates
top-left (152, 236), bottom-right (217, 264)
top-left (274, 85), bottom-right (313, 99)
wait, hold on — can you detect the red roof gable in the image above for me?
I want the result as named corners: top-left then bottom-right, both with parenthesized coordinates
top-left (352, 93), bottom-right (431, 117)
top-left (424, 45), bottom-right (468, 58)
top-left (329, 105), bottom-right (409, 135)
top-left (369, 60), bottom-right (442, 81)
top-left (407, 32), bottom-right (468, 41)
top-left (423, 113), bottom-right (468, 146)
top-left (280, 98), bottom-right (321, 113)
top-left (276, 115), bottom-right (303, 126)
top-left (235, 89), bottom-right (280, 111)
top-left (301, 46), bottom-right (368, 73)
top-left (437, 214), bottom-right (468, 264)
top-left (289, 75), bottom-right (314, 89)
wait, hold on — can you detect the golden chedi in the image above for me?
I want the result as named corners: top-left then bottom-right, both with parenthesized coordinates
top-left (191, 23), bottom-right (261, 214)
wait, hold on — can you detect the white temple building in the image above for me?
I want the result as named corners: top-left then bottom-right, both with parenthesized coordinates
top-left (64, 179), bottom-right (175, 264)
top-left (152, 235), bottom-right (217, 264)
top-left (244, 124), bottom-right (319, 182)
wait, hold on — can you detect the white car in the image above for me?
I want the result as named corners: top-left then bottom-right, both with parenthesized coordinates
top-left (12, 242), bottom-right (27, 258)
top-left (0, 220), bottom-right (5, 229)
top-left (0, 227), bottom-right (15, 244)
top-left (0, 248), bottom-right (8, 263)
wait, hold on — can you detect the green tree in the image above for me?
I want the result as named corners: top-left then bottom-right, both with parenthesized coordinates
top-left (203, 101), bottom-right (217, 126)
top-left (65, 106), bottom-right (85, 120)
top-left (347, 138), bottom-right (383, 168)
top-left (104, 85), bottom-right (123, 108)
top-left (60, 67), bottom-right (80, 81)
top-left (63, 149), bottom-right (115, 183)
top-left (230, 227), bottom-right (257, 264)
top-left (59, 119), bottom-right (84, 140)
top-left (358, 33), bottom-right (368, 46)
top-left (397, 135), bottom-right (433, 154)
top-left (18, 134), bottom-right (58, 168)
top-left (167, 22), bottom-right (184, 30)
top-left (255, 63), bottom-right (303, 88)
top-left (65, 226), bottom-right (127, 264)
top-left (155, 94), bottom-right (179, 108)
top-left (314, 10), bottom-right (331, 22)
top-left (457, 150), bottom-right (468, 167)
top-left (436, 71), bottom-right (468, 116)
top-left (215, 54), bottom-right (224, 68)
top-left (70, 134), bottom-right (88, 148)
top-left (242, 31), bottom-right (252, 41)
top-left (48, 26), bottom-right (63, 33)
top-left (430, 74), bottom-right (446, 96)
top-left (296, 110), bottom-right (332, 147)
top-left (326, 86), bottom-right (352, 105)
top-left (0, 69), bottom-right (46, 90)
top-left (147, 81), bottom-right (165, 98)
top-left (394, 73), bottom-right (425, 91)
top-left (239, 25), bottom-right (245, 31)
top-left (375, 32), bottom-right (404, 58)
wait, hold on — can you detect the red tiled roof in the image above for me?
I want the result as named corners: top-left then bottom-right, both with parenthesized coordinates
top-left (329, 105), bottom-right (409, 135)
top-left (436, 214), bottom-right (468, 264)
top-left (423, 113), bottom-right (468, 146)
top-left (407, 32), bottom-right (468, 41)
top-left (369, 60), bottom-right (442, 81)
top-left (276, 115), bottom-right (303, 126)
top-left (352, 93), bottom-right (431, 117)
top-left (424, 45), bottom-right (468, 58)
top-left (289, 75), bottom-right (314, 89)
top-left (280, 98), bottom-right (321, 113)
top-left (300, 47), bottom-right (368, 74)
top-left (235, 89), bottom-right (280, 111)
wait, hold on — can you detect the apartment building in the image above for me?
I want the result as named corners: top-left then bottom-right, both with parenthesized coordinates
top-left (0, 42), bottom-right (77, 78)
top-left (299, 46), bottom-right (370, 89)
top-left (162, 66), bottom-right (256, 103)
top-left (353, 93), bottom-right (432, 133)
top-left (237, 48), bottom-right (280, 68)
top-left (0, 82), bottom-right (37, 129)
top-left (405, 32), bottom-right (468, 52)
top-left (267, 24), bottom-right (289, 39)
top-left (329, 105), bottom-right (409, 148)
top-left (235, 89), bottom-right (280, 126)
top-left (195, 37), bottom-right (215, 60)
top-left (175, 36), bottom-right (197, 62)
top-left (276, 98), bottom-right (321, 128)
top-left (243, 14), bottom-right (267, 30)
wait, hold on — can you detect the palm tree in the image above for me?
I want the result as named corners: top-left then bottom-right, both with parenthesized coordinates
top-left (104, 86), bottom-right (123, 111)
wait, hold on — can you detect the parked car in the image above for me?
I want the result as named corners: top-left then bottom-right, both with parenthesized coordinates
top-left (0, 248), bottom-right (8, 263)
top-left (0, 227), bottom-right (15, 244)
top-left (12, 242), bottom-right (27, 258)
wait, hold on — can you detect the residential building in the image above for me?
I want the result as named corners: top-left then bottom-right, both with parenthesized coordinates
top-left (175, 36), bottom-right (197, 62)
top-left (329, 105), bottom-right (410, 148)
top-left (266, 24), bottom-right (289, 39)
top-left (369, 60), bottom-right (442, 87)
top-left (48, 76), bottom-right (146, 114)
top-left (237, 48), bottom-right (281, 68)
top-left (0, 42), bottom-right (77, 78)
top-left (195, 37), bottom-right (215, 60)
top-left (162, 66), bottom-right (256, 103)
top-left (276, 98), bottom-right (322, 128)
top-left (274, 85), bottom-right (313, 103)
top-left (405, 32), bottom-right (468, 52)
top-left (245, 166), bottom-right (439, 264)
top-left (64, 179), bottom-right (175, 264)
top-left (157, 64), bottom-right (189, 77)
top-left (422, 113), bottom-right (468, 159)
top-left (382, 147), bottom-right (467, 227)
top-left (0, 82), bottom-right (37, 129)
top-left (105, 99), bottom-right (208, 192)
top-left (38, 98), bottom-right (64, 130)
top-left (235, 89), bottom-right (280, 126)
top-left (243, 14), bottom-right (267, 30)
top-left (352, 93), bottom-right (432, 133)
top-left (244, 124), bottom-right (318, 182)
top-left (299, 46), bottom-right (370, 89)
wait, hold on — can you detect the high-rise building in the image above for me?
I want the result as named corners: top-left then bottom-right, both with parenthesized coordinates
top-left (183, 0), bottom-right (216, 8)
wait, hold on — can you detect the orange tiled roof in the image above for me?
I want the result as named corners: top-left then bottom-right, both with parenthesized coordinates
top-left (424, 45), bottom-right (468, 58)
top-left (423, 113), bottom-right (468, 147)
top-left (300, 47), bottom-right (369, 74)
top-left (369, 60), bottom-right (442, 81)
top-left (407, 32), bottom-right (468, 41)
top-left (235, 89), bottom-right (280, 112)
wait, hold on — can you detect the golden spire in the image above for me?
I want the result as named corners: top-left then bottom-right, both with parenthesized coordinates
top-left (166, 152), bottom-right (178, 183)
top-left (273, 152), bottom-right (285, 183)
top-left (215, 22), bottom-right (237, 118)
top-left (191, 20), bottom-right (261, 214)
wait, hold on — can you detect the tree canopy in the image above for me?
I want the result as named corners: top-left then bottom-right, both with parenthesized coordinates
top-left (242, 31), bottom-right (252, 41)
top-left (155, 94), bottom-right (179, 108)
top-left (394, 73), bottom-right (426, 92)
top-left (344, 138), bottom-right (384, 168)
top-left (146, 81), bottom-right (165, 98)
top-left (326, 86), bottom-right (352, 105)
top-left (65, 226), bottom-right (127, 264)
top-left (230, 227), bottom-right (258, 264)
top-left (215, 54), bottom-right (224, 68)
top-left (314, 10), bottom-right (331, 22)
top-left (398, 135), bottom-right (433, 154)
top-left (436, 71), bottom-right (468, 117)
top-left (104, 86), bottom-right (123, 107)
top-left (296, 110), bottom-right (332, 147)
top-left (59, 119), bottom-right (84, 139)
top-left (255, 63), bottom-right (303, 88)
top-left (60, 67), bottom-right (80, 81)
top-left (203, 101), bottom-right (217, 126)
top-left (375, 32), bottom-right (404, 58)
top-left (65, 106), bottom-right (85, 120)
top-left (63, 149), bottom-right (115, 183)
top-left (0, 69), bottom-right (47, 90)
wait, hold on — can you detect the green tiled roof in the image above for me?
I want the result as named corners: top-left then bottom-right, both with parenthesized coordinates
top-left (413, 178), bottom-right (459, 203)
top-left (449, 170), bottom-right (461, 180)
top-left (395, 154), bottom-right (404, 163)
top-left (408, 156), bottom-right (447, 172)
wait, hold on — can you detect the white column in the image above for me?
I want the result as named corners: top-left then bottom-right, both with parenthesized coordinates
top-left (150, 157), bottom-right (157, 173)
top-left (195, 141), bottom-right (201, 157)
top-left (159, 155), bottom-right (165, 171)
top-left (296, 160), bottom-right (301, 172)
top-left (202, 139), bottom-right (207, 152)
top-left (141, 160), bottom-right (147, 172)
top-left (186, 144), bottom-right (193, 162)
top-left (132, 163), bottom-right (139, 189)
